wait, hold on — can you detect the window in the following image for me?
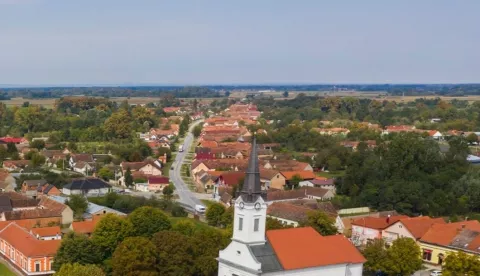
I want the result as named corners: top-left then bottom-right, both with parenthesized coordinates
top-left (49, 260), bottom-right (53, 270)
top-left (238, 217), bottom-right (243, 231)
top-left (422, 249), bottom-right (432, 261)
top-left (35, 261), bottom-right (40, 272)
top-left (254, 218), bottom-right (259, 232)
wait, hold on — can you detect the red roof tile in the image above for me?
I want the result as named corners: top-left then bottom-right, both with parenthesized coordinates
top-left (31, 226), bottom-right (61, 237)
top-left (281, 171), bottom-right (316, 180)
top-left (351, 215), bottom-right (408, 230)
top-left (0, 223), bottom-right (60, 257)
top-left (148, 176), bottom-right (169, 184)
top-left (420, 220), bottom-right (480, 247)
top-left (395, 216), bottom-right (446, 239)
top-left (267, 227), bottom-right (365, 270)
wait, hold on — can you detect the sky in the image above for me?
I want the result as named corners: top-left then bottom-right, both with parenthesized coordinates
top-left (0, 0), bottom-right (479, 86)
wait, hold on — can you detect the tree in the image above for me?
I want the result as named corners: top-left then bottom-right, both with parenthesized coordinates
top-left (98, 167), bottom-right (114, 181)
top-left (171, 204), bottom-right (188, 217)
top-left (6, 142), bottom-right (17, 154)
top-left (103, 110), bottom-right (133, 140)
top-left (162, 184), bottom-right (174, 201)
top-left (152, 231), bottom-right (195, 275)
top-left (362, 239), bottom-right (387, 274)
top-left (193, 125), bottom-right (202, 137)
top-left (289, 174), bottom-right (303, 189)
top-left (302, 210), bottom-right (337, 235)
top-left (30, 140), bottom-right (45, 150)
top-left (185, 165), bottom-right (190, 177)
top-left (53, 232), bottom-right (104, 271)
top-left (466, 133), bottom-right (479, 144)
top-left (172, 219), bottom-right (196, 236)
top-left (128, 206), bottom-right (171, 237)
top-left (283, 91), bottom-right (289, 98)
top-left (327, 156), bottom-right (341, 171)
top-left (383, 238), bottom-right (422, 276)
top-left (65, 195), bottom-right (88, 219)
top-left (443, 251), bottom-right (480, 276)
top-left (14, 106), bottom-right (44, 132)
top-left (205, 202), bottom-right (226, 226)
top-left (30, 153), bottom-right (46, 167)
top-left (55, 263), bottom-right (105, 276)
top-left (112, 237), bottom-right (158, 276)
top-left (92, 214), bottom-right (134, 257)
top-left (124, 167), bottom-right (133, 187)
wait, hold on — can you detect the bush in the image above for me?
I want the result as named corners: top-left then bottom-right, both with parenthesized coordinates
top-left (171, 204), bottom-right (188, 217)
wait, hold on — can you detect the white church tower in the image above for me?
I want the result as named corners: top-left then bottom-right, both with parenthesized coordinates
top-left (218, 138), bottom-right (268, 276)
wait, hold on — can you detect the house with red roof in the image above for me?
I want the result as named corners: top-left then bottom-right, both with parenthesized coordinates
top-left (0, 222), bottom-right (61, 275)
top-left (0, 137), bottom-right (28, 145)
top-left (147, 176), bottom-right (170, 192)
top-left (419, 220), bottom-right (480, 266)
top-left (351, 215), bottom-right (409, 245)
top-left (218, 138), bottom-right (365, 276)
top-left (382, 216), bottom-right (445, 244)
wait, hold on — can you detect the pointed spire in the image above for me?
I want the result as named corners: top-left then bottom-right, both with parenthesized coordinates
top-left (240, 136), bottom-right (264, 203)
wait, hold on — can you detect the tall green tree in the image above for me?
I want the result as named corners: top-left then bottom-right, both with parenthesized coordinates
top-left (65, 195), bottom-right (88, 220)
top-left (53, 233), bottom-right (104, 271)
top-left (152, 231), bottom-right (195, 275)
top-left (302, 210), bottom-right (337, 235)
top-left (443, 251), bottom-right (480, 276)
top-left (55, 263), bottom-right (105, 276)
top-left (92, 214), bottom-right (134, 257)
top-left (124, 167), bottom-right (133, 187)
top-left (205, 202), bottom-right (226, 227)
top-left (383, 238), bottom-right (422, 276)
top-left (362, 239), bottom-right (387, 274)
top-left (127, 206), bottom-right (171, 237)
top-left (112, 237), bottom-right (158, 276)
top-left (103, 110), bottom-right (133, 140)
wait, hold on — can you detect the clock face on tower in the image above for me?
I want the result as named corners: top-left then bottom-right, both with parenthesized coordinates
top-left (239, 202), bottom-right (245, 209)
top-left (254, 202), bottom-right (261, 210)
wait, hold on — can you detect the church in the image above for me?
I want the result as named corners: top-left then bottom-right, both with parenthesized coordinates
top-left (218, 138), bottom-right (366, 276)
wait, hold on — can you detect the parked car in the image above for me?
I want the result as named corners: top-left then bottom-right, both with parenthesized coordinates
top-left (430, 270), bottom-right (442, 276)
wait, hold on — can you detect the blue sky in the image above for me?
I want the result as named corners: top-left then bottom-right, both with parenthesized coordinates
top-left (0, 0), bottom-right (478, 85)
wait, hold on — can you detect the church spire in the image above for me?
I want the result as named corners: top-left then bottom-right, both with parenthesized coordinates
top-left (240, 137), bottom-right (265, 203)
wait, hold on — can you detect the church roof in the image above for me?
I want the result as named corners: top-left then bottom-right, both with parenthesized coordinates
top-left (266, 227), bottom-right (366, 270)
top-left (240, 138), bottom-right (266, 203)
top-left (249, 242), bottom-right (283, 273)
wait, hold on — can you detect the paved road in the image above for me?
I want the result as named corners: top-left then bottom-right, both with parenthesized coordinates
top-left (170, 120), bottom-right (204, 209)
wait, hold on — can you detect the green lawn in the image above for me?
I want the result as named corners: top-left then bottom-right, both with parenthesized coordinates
top-left (0, 263), bottom-right (15, 276)
top-left (316, 170), bottom-right (345, 178)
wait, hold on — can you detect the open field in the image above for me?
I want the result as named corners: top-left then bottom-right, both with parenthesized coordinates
top-left (0, 263), bottom-right (16, 276)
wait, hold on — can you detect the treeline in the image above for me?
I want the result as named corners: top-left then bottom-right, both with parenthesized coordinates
top-left (0, 86), bottom-right (221, 99)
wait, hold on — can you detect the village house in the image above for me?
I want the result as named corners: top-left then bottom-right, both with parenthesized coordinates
top-left (313, 127), bottom-right (350, 136)
top-left (266, 187), bottom-right (335, 203)
top-left (260, 169), bottom-right (285, 190)
top-left (281, 171), bottom-right (317, 189)
top-left (0, 222), bottom-right (61, 275)
top-left (147, 176), bottom-right (170, 192)
top-left (299, 178), bottom-right (336, 191)
top-left (2, 160), bottom-right (31, 172)
top-left (419, 220), bottom-right (480, 266)
top-left (38, 196), bottom-right (74, 226)
top-left (350, 215), bottom-right (408, 246)
top-left (62, 178), bottom-right (112, 196)
top-left (70, 215), bottom-right (103, 237)
top-left (382, 125), bottom-right (416, 135)
top-left (340, 140), bottom-right (377, 151)
top-left (30, 226), bottom-right (62, 240)
top-left (262, 159), bottom-right (313, 172)
top-left (21, 179), bottom-right (61, 198)
top-left (69, 153), bottom-right (94, 170)
top-left (120, 160), bottom-right (163, 176)
top-left (382, 216), bottom-right (445, 245)
top-left (0, 169), bottom-right (15, 192)
top-left (0, 137), bottom-right (29, 145)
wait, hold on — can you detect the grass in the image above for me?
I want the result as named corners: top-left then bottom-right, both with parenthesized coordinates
top-left (0, 263), bottom-right (15, 276)
top-left (316, 170), bottom-right (345, 178)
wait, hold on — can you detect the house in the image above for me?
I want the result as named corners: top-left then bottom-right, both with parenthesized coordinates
top-left (419, 220), bottom-right (480, 266)
top-left (260, 169), bottom-right (285, 190)
top-left (266, 187), bottom-right (334, 202)
top-left (0, 136), bottom-right (28, 144)
top-left (62, 178), bottom-right (112, 196)
top-left (40, 196), bottom-right (74, 226)
top-left (135, 182), bottom-right (149, 192)
top-left (313, 127), bottom-right (350, 136)
top-left (262, 160), bottom-right (313, 172)
top-left (218, 138), bottom-right (365, 276)
top-left (350, 215), bottom-right (408, 246)
top-left (382, 216), bottom-right (445, 244)
top-left (299, 178), bottom-right (336, 190)
top-left (382, 125), bottom-right (416, 135)
top-left (280, 171), bottom-right (317, 189)
top-left (70, 215), bottom-right (103, 236)
top-left (85, 202), bottom-right (126, 218)
top-left (2, 160), bottom-right (31, 172)
top-left (428, 130), bottom-right (443, 140)
top-left (267, 202), bottom-right (311, 227)
top-left (73, 161), bottom-right (94, 175)
top-left (1, 209), bottom-right (62, 228)
top-left (30, 226), bottom-right (62, 240)
top-left (0, 169), bottom-right (15, 192)
top-left (0, 222), bottom-right (61, 275)
top-left (147, 176), bottom-right (170, 192)
top-left (21, 180), bottom-right (61, 198)
top-left (69, 154), bottom-right (94, 170)
top-left (340, 140), bottom-right (377, 151)
top-left (163, 107), bottom-right (181, 113)
top-left (120, 160), bottom-right (162, 176)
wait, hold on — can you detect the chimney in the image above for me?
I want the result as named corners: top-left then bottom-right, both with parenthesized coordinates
top-left (386, 214), bottom-right (391, 224)
top-left (461, 224), bottom-right (466, 229)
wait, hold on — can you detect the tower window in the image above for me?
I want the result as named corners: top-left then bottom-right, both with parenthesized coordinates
top-left (238, 217), bottom-right (243, 231)
top-left (254, 218), bottom-right (260, 232)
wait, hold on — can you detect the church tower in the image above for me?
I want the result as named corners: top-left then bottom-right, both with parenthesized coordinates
top-left (218, 137), bottom-right (268, 275)
top-left (232, 137), bottom-right (267, 245)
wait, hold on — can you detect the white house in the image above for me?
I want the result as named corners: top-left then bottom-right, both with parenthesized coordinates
top-left (382, 216), bottom-right (445, 244)
top-left (217, 139), bottom-right (365, 276)
top-left (62, 178), bottom-right (111, 196)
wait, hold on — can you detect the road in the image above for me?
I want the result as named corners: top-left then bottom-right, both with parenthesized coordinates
top-left (170, 120), bottom-right (204, 209)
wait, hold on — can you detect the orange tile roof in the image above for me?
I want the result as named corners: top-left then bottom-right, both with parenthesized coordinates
top-left (396, 217), bottom-right (446, 239)
top-left (267, 227), bottom-right (365, 270)
top-left (71, 216), bottom-right (102, 235)
top-left (351, 215), bottom-right (408, 230)
top-left (0, 223), bottom-right (60, 257)
top-left (31, 226), bottom-right (61, 237)
top-left (420, 220), bottom-right (480, 247)
top-left (281, 171), bottom-right (316, 180)
top-left (200, 140), bottom-right (218, 148)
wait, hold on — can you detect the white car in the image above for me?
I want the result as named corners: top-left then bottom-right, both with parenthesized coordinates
top-left (430, 270), bottom-right (442, 276)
